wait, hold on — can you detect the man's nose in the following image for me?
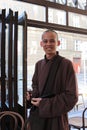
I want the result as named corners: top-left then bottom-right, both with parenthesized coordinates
top-left (46, 40), bottom-right (51, 45)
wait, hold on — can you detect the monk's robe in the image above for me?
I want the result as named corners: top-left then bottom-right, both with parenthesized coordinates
top-left (27, 52), bottom-right (78, 130)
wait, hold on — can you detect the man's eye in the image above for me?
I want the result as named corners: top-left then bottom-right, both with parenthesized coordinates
top-left (42, 39), bottom-right (56, 43)
top-left (43, 40), bottom-right (47, 43)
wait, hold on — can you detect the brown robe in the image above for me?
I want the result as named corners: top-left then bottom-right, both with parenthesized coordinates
top-left (28, 53), bottom-right (78, 130)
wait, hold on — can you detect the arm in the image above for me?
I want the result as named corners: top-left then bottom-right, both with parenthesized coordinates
top-left (31, 62), bottom-right (39, 98)
top-left (26, 62), bottom-right (39, 108)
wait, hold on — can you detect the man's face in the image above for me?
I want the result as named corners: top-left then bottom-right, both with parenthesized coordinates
top-left (41, 32), bottom-right (59, 56)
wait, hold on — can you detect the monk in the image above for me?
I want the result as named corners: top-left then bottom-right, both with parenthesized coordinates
top-left (26, 29), bottom-right (78, 130)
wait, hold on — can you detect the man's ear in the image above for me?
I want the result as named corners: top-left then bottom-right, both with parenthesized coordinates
top-left (40, 41), bottom-right (43, 47)
top-left (57, 40), bottom-right (60, 46)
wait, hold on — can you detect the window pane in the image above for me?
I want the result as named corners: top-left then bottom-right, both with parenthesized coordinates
top-left (68, 12), bottom-right (87, 29)
top-left (46, 0), bottom-right (55, 2)
top-left (59, 38), bottom-right (66, 50)
top-left (48, 8), bottom-right (66, 25)
top-left (75, 40), bottom-right (81, 51)
top-left (25, 4), bottom-right (46, 21)
top-left (0, 1), bottom-right (46, 22)
top-left (67, 0), bottom-right (87, 10)
top-left (78, 0), bottom-right (86, 10)
top-left (27, 28), bottom-right (45, 90)
top-left (56, 0), bottom-right (66, 4)
top-left (18, 26), bottom-right (23, 105)
top-left (46, 0), bottom-right (66, 5)
top-left (26, 27), bottom-right (87, 98)
top-left (67, 0), bottom-right (77, 7)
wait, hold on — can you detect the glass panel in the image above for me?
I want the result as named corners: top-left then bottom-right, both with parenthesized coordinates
top-left (46, 0), bottom-right (55, 2)
top-left (5, 24), bottom-right (8, 106)
top-left (56, 0), bottom-right (66, 4)
top-left (46, 0), bottom-right (66, 4)
top-left (48, 8), bottom-right (66, 25)
top-left (1, 22), bottom-right (87, 109)
top-left (59, 38), bottom-right (66, 50)
top-left (67, 0), bottom-right (87, 10)
top-left (0, 1), bottom-right (46, 22)
top-left (17, 26), bottom-right (23, 105)
top-left (68, 12), bottom-right (87, 29)
top-left (17, 27), bottom-right (87, 106)
top-left (67, 0), bottom-right (77, 7)
top-left (27, 28), bottom-right (45, 90)
top-left (74, 40), bottom-right (81, 51)
top-left (26, 27), bottom-right (87, 100)
top-left (24, 4), bottom-right (46, 21)
top-left (78, 0), bottom-right (86, 10)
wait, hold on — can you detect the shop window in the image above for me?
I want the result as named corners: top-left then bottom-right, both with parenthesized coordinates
top-left (68, 12), bottom-right (87, 29)
top-left (48, 8), bottom-right (66, 25)
top-left (75, 40), bottom-right (81, 51)
top-left (67, 0), bottom-right (77, 7)
top-left (0, 1), bottom-right (46, 22)
top-left (73, 57), bottom-right (81, 73)
top-left (78, 0), bottom-right (86, 10)
top-left (56, 0), bottom-right (66, 4)
top-left (59, 38), bottom-right (66, 50)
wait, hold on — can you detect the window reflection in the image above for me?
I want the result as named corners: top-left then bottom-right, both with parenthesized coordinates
top-left (25, 28), bottom-right (87, 98)
top-left (30, 41), bottom-right (38, 55)
top-left (0, 1), bottom-right (46, 22)
top-left (0, 0), bottom-right (87, 107)
top-left (78, 0), bottom-right (86, 10)
top-left (48, 8), bottom-right (66, 25)
top-left (56, 0), bottom-right (66, 4)
top-left (75, 40), bottom-right (81, 51)
top-left (69, 12), bottom-right (87, 29)
top-left (26, 4), bottom-right (46, 21)
top-left (67, 0), bottom-right (77, 7)
top-left (67, 0), bottom-right (87, 10)
top-left (46, 0), bottom-right (66, 5)
top-left (59, 38), bottom-right (66, 50)
top-left (18, 26), bottom-right (23, 105)
top-left (46, 0), bottom-right (55, 2)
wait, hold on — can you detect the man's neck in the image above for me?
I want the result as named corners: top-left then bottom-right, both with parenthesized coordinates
top-left (46, 53), bottom-right (56, 59)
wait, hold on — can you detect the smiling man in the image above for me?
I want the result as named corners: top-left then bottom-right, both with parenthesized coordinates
top-left (26, 29), bottom-right (78, 130)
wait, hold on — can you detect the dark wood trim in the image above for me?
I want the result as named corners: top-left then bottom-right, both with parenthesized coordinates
top-left (46, 6), bottom-right (48, 23)
top-left (14, 11), bottom-right (18, 111)
top-left (17, 0), bottom-right (87, 35)
top-left (26, 20), bottom-right (87, 35)
top-left (22, 12), bottom-right (27, 120)
top-left (18, 0), bottom-right (87, 15)
top-left (8, 9), bottom-right (13, 109)
top-left (1, 9), bottom-right (6, 109)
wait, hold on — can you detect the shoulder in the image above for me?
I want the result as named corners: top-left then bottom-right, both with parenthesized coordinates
top-left (62, 57), bottom-right (72, 64)
top-left (57, 56), bottom-right (75, 76)
top-left (59, 55), bottom-right (73, 68)
top-left (36, 59), bottom-right (44, 65)
top-left (35, 59), bottom-right (45, 68)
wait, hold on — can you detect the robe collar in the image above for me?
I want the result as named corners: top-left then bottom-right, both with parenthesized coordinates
top-left (44, 51), bottom-right (59, 63)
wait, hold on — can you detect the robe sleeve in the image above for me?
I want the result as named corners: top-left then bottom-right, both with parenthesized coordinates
top-left (31, 62), bottom-right (39, 98)
top-left (39, 59), bottom-right (78, 118)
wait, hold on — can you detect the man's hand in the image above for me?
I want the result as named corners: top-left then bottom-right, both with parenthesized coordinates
top-left (31, 98), bottom-right (42, 107)
top-left (26, 91), bottom-right (32, 101)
